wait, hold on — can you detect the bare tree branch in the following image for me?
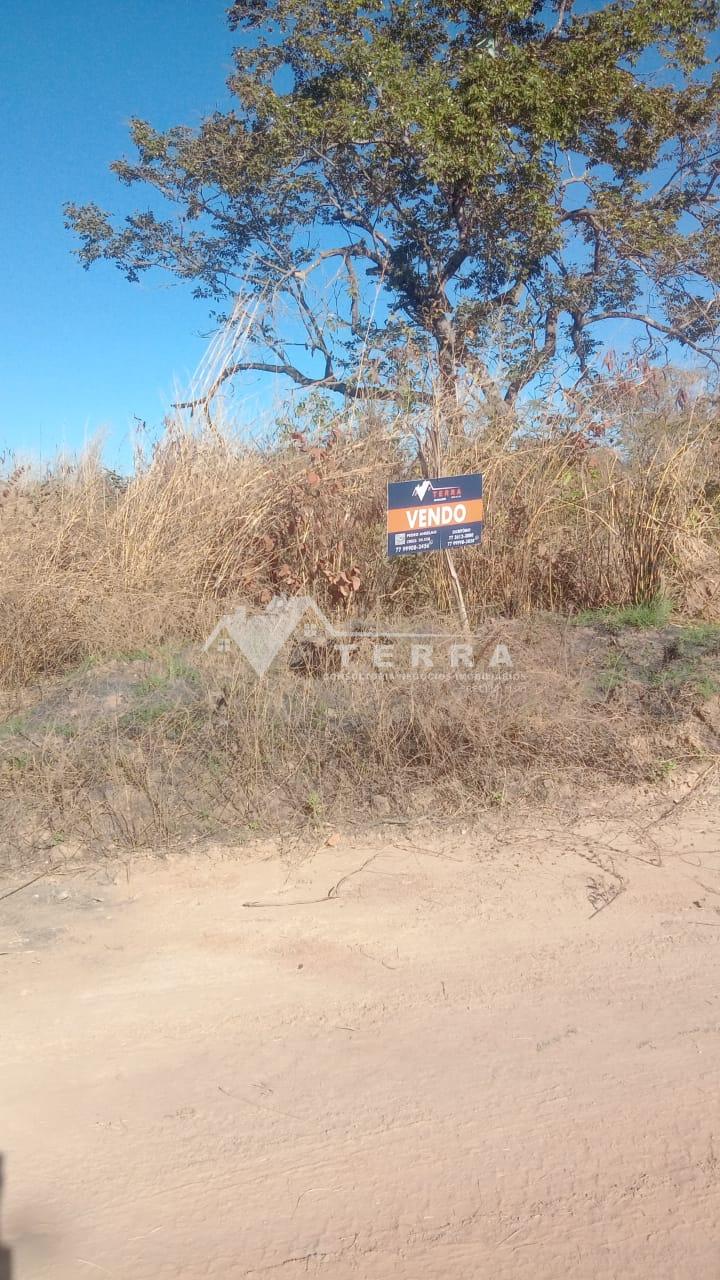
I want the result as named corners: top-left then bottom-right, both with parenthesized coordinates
top-left (174, 359), bottom-right (431, 409)
top-left (505, 308), bottom-right (559, 403)
top-left (581, 311), bottom-right (720, 365)
top-left (550, 0), bottom-right (575, 37)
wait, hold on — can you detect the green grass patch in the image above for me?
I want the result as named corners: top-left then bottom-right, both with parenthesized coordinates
top-left (164, 655), bottom-right (201, 685)
top-left (673, 623), bottom-right (720, 656)
top-left (49, 721), bottom-right (78, 740)
top-left (132, 654), bottom-right (201, 698)
top-left (649, 661), bottom-right (720, 699)
top-left (118, 702), bottom-right (173, 730)
top-left (576, 597), bottom-right (672, 630)
top-left (304, 789), bottom-right (325, 823)
top-left (134, 673), bottom-right (170, 697)
top-left (653, 758), bottom-right (678, 781)
top-left (0, 714), bottom-right (27, 739)
top-left (597, 652), bottom-right (629, 693)
top-left (695, 676), bottom-right (720, 700)
top-left (2, 752), bottom-right (30, 771)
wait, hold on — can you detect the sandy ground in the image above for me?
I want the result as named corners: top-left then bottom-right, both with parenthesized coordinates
top-left (2, 785), bottom-right (720, 1279)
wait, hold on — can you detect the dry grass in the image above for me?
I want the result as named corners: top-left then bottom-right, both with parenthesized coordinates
top-left (1, 390), bottom-right (719, 688)
top-left (5, 613), bottom-right (717, 862)
top-left (0, 381), bottom-right (718, 858)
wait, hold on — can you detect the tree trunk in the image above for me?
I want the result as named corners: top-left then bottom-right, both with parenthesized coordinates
top-left (433, 316), bottom-right (463, 459)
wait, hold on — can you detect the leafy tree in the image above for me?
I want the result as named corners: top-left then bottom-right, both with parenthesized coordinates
top-left (66, 0), bottom-right (720, 413)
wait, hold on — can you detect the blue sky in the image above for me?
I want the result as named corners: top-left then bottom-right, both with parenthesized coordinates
top-left (2, 3), bottom-right (717, 471)
top-left (1, 0), bottom-right (236, 471)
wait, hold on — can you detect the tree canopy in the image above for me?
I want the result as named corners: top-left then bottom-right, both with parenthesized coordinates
top-left (66, 0), bottom-right (720, 410)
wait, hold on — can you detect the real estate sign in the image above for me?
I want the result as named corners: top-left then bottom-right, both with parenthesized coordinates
top-left (386, 474), bottom-right (483, 557)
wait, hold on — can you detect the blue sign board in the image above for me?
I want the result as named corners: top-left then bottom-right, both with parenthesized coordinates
top-left (387, 473), bottom-right (483, 557)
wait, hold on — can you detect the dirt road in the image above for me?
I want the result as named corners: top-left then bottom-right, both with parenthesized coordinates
top-left (2, 787), bottom-right (720, 1278)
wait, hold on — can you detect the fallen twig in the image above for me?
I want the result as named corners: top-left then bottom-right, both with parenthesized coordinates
top-left (645, 761), bottom-right (717, 831)
top-left (0, 868), bottom-right (54, 904)
top-left (243, 853), bottom-right (379, 908)
top-left (356, 944), bottom-right (398, 970)
top-left (588, 881), bottom-right (626, 918)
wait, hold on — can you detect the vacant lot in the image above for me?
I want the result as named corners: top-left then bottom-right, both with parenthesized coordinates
top-left (1, 615), bottom-right (719, 859)
top-left (2, 779), bottom-right (719, 1279)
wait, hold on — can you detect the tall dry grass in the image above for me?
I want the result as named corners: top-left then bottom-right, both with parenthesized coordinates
top-left (1, 389), bottom-right (718, 687)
